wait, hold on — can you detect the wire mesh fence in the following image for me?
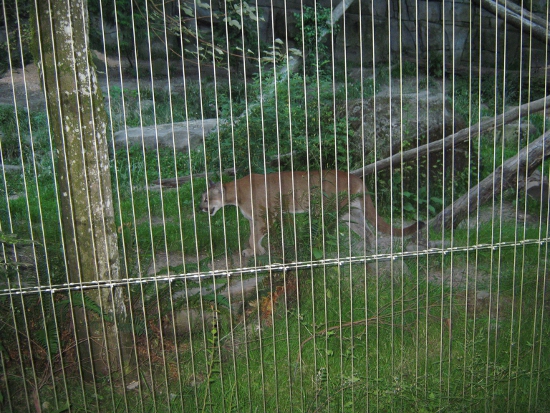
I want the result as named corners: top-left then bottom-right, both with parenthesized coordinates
top-left (1, 0), bottom-right (549, 411)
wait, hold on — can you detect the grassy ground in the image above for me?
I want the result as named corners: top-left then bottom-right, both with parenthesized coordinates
top-left (35, 242), bottom-right (548, 412)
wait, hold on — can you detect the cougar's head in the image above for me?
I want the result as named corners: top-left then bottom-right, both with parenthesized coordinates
top-left (199, 181), bottom-right (224, 216)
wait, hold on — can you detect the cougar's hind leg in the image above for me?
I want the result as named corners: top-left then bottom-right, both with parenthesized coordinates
top-left (341, 200), bottom-right (374, 250)
top-left (243, 216), bottom-right (267, 257)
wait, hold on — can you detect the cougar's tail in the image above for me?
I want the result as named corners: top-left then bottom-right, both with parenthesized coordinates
top-left (362, 193), bottom-right (425, 236)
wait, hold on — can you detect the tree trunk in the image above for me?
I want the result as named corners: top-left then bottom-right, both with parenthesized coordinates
top-left (431, 129), bottom-right (550, 231)
top-left (33, 0), bottom-right (133, 378)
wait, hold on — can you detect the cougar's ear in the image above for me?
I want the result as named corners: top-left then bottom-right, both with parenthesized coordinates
top-left (208, 180), bottom-right (215, 188)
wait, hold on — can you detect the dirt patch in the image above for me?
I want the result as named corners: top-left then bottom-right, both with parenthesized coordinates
top-left (0, 54), bottom-right (194, 113)
top-left (0, 64), bottom-right (45, 112)
top-left (457, 200), bottom-right (541, 230)
top-left (423, 262), bottom-right (492, 289)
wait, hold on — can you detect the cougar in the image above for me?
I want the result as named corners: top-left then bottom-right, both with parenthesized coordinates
top-left (200, 170), bottom-right (424, 257)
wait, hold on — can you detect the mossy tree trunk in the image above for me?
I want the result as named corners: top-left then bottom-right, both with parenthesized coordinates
top-left (33, 0), bottom-right (134, 378)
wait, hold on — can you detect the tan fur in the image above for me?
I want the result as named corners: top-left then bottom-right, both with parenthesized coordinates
top-left (200, 170), bottom-right (423, 257)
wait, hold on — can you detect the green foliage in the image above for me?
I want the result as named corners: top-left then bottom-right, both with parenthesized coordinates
top-left (202, 308), bottom-right (222, 411)
top-left (3, 256), bottom-right (549, 411)
top-left (165, 0), bottom-right (266, 69)
top-left (450, 71), bottom-right (529, 123)
top-left (294, 5), bottom-right (339, 75)
top-left (88, 0), bottom-right (148, 61)
top-left (0, 232), bottom-right (38, 277)
top-left (205, 73), bottom-right (354, 175)
top-left (0, 289), bottom-right (108, 363)
top-left (88, 0), bottom-right (267, 70)
top-left (112, 145), bottom-right (199, 191)
top-left (200, 292), bottom-right (230, 310)
top-left (0, 105), bottom-right (50, 162)
top-left (34, 320), bottom-right (60, 355)
top-left (0, 104), bottom-right (26, 159)
top-left (372, 153), bottom-right (472, 221)
top-left (0, 231), bottom-right (35, 246)
top-left (402, 186), bottom-right (443, 217)
top-left (392, 60), bottom-right (418, 78)
top-left (167, 250), bottom-right (550, 412)
top-left (2, 11), bottom-right (550, 410)
top-left (428, 52), bottom-right (444, 78)
top-left (57, 292), bottom-right (112, 322)
top-left (212, 0), bottom-right (263, 68)
top-left (36, 291), bottom-right (115, 356)
top-left (106, 81), bottom-right (224, 132)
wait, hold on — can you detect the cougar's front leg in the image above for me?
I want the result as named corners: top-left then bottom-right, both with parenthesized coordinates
top-left (243, 215), bottom-right (267, 257)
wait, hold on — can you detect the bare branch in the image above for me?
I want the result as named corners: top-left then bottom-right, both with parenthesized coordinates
top-left (431, 129), bottom-right (550, 231)
top-left (351, 95), bottom-right (550, 177)
top-left (481, 0), bottom-right (549, 45)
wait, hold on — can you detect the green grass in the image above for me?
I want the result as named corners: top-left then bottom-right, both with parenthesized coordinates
top-left (198, 255), bottom-right (546, 411)
top-left (5, 248), bottom-right (550, 412)
top-left (105, 80), bottom-right (229, 131)
top-left (27, 255), bottom-right (546, 412)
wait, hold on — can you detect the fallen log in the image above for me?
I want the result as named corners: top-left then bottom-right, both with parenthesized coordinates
top-left (481, 0), bottom-right (549, 46)
top-left (430, 129), bottom-right (550, 231)
top-left (351, 95), bottom-right (550, 177)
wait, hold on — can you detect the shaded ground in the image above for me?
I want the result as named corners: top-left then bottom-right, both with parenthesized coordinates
top-left (0, 52), bottom-right (209, 112)
top-left (0, 63), bottom-right (45, 112)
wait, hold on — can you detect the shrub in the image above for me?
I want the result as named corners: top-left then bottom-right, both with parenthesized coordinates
top-left (205, 73), bottom-right (355, 176)
top-left (294, 5), bottom-right (339, 75)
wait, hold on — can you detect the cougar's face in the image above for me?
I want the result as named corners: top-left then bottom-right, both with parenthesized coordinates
top-left (200, 182), bottom-right (224, 216)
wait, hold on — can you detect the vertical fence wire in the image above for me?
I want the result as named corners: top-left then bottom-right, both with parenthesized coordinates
top-left (0, 0), bottom-right (549, 411)
top-left (533, 5), bottom-right (549, 409)
top-left (1, 4), bottom-right (41, 412)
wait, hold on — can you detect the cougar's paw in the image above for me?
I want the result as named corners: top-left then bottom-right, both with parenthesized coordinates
top-left (242, 248), bottom-right (255, 258)
top-left (242, 247), bottom-right (266, 257)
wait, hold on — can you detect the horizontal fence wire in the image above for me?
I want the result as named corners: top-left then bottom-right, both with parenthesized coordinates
top-left (1, 236), bottom-right (549, 296)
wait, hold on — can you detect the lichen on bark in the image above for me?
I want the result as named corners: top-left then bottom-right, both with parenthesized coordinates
top-left (33, 0), bottom-right (134, 379)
